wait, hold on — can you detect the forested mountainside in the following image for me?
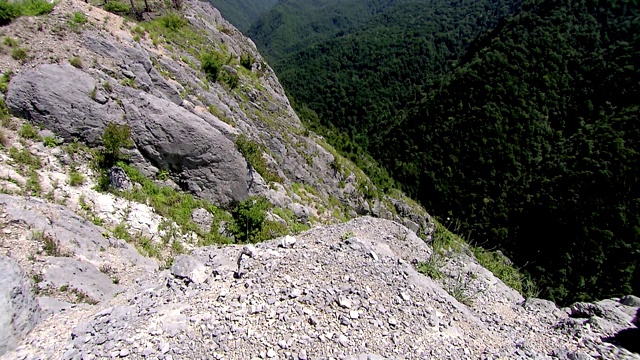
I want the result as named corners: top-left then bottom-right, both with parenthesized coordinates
top-left (389, 0), bottom-right (640, 305)
top-left (247, 0), bottom-right (408, 62)
top-left (205, 0), bottom-right (277, 33)
top-left (232, 0), bottom-right (639, 305)
top-left (254, 0), bottom-right (523, 187)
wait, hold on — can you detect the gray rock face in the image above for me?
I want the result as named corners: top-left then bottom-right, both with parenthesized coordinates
top-left (191, 208), bottom-right (213, 234)
top-left (0, 256), bottom-right (41, 356)
top-left (621, 295), bottom-right (640, 307)
top-left (6, 64), bottom-right (124, 145)
top-left (122, 89), bottom-right (248, 206)
top-left (108, 166), bottom-right (132, 191)
top-left (170, 255), bottom-right (209, 285)
top-left (6, 64), bottom-right (249, 206)
top-left (43, 257), bottom-right (122, 303)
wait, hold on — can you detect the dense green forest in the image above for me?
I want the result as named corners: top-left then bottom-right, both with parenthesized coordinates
top-left (389, 0), bottom-right (640, 304)
top-left (205, 0), bottom-right (277, 33)
top-left (266, 0), bottom-right (522, 171)
top-left (225, 0), bottom-right (640, 305)
top-left (248, 0), bottom-right (410, 62)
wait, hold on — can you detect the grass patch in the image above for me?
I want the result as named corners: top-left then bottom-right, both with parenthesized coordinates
top-left (11, 47), bottom-right (28, 61)
top-left (235, 134), bottom-right (282, 183)
top-left (112, 222), bottom-right (130, 241)
top-left (272, 207), bottom-right (310, 234)
top-left (34, 231), bottom-right (67, 257)
top-left (69, 57), bottom-right (83, 68)
top-left (114, 163), bottom-right (233, 245)
top-left (18, 123), bottom-right (40, 140)
top-left (68, 166), bottom-right (85, 186)
top-left (472, 245), bottom-right (539, 298)
top-left (0, 71), bottom-right (13, 93)
top-left (9, 147), bottom-right (41, 170)
top-left (1, 0), bottom-right (54, 25)
top-left (102, 1), bottom-right (130, 14)
top-left (446, 271), bottom-right (483, 306)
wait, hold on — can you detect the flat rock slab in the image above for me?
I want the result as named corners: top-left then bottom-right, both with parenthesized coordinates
top-left (0, 256), bottom-right (41, 356)
top-left (43, 257), bottom-right (122, 304)
top-left (170, 255), bottom-right (209, 285)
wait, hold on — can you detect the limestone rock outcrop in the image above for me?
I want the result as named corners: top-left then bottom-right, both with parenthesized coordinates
top-left (0, 256), bottom-right (41, 356)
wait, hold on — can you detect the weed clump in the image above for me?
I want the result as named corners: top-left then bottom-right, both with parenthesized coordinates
top-left (200, 51), bottom-right (222, 82)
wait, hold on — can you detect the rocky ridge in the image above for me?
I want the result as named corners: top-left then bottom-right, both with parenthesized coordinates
top-left (1, 205), bottom-right (639, 359)
top-left (0, 0), bottom-right (432, 234)
top-left (0, 0), bottom-right (639, 359)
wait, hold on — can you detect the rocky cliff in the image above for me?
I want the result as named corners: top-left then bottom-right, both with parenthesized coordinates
top-left (0, 0), bottom-right (639, 359)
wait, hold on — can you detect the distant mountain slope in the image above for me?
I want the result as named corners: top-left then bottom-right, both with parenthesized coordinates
top-left (391, 0), bottom-right (640, 304)
top-left (205, 0), bottom-right (278, 33)
top-left (248, 0), bottom-right (405, 62)
top-left (272, 0), bottom-right (521, 159)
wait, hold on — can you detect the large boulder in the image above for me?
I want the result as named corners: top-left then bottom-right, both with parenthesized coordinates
top-left (0, 256), bottom-right (41, 356)
top-left (6, 64), bottom-right (249, 206)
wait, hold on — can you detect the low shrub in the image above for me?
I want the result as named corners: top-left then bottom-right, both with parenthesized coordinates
top-left (18, 123), bottom-right (41, 140)
top-left (200, 51), bottom-right (222, 82)
top-left (103, 1), bottom-right (130, 14)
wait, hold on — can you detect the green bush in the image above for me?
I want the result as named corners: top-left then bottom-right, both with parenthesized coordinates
top-left (1, 0), bottom-right (53, 25)
top-left (19, 0), bottom-right (54, 16)
top-left (239, 54), bottom-right (254, 70)
top-left (103, 1), bottom-right (130, 14)
top-left (98, 122), bottom-right (132, 169)
top-left (200, 51), bottom-right (222, 82)
top-left (11, 47), bottom-right (28, 61)
top-left (69, 57), bottom-right (82, 68)
top-left (160, 13), bottom-right (187, 31)
top-left (18, 123), bottom-right (41, 140)
top-left (230, 196), bottom-right (272, 243)
top-left (0, 0), bottom-right (20, 25)
top-left (71, 11), bottom-right (87, 25)
top-left (222, 71), bottom-right (239, 89)
top-left (0, 71), bottom-right (13, 94)
top-left (235, 134), bottom-right (282, 183)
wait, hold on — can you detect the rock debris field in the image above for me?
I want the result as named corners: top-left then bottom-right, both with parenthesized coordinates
top-left (1, 204), bottom-right (639, 359)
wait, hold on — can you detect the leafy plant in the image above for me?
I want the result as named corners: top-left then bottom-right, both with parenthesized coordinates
top-left (230, 196), bottom-right (271, 243)
top-left (200, 51), bottom-right (222, 82)
top-left (239, 54), bottom-right (254, 70)
top-left (222, 71), bottom-right (239, 89)
top-left (11, 47), bottom-right (28, 61)
top-left (340, 230), bottom-right (354, 240)
top-left (103, 1), bottom-right (130, 14)
top-left (43, 136), bottom-right (61, 147)
top-left (97, 122), bottom-right (132, 169)
top-left (68, 166), bottom-right (85, 186)
top-left (69, 57), bottom-right (82, 68)
top-left (18, 123), bottom-right (40, 140)
top-left (235, 134), bottom-right (282, 183)
top-left (160, 12), bottom-right (187, 31)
